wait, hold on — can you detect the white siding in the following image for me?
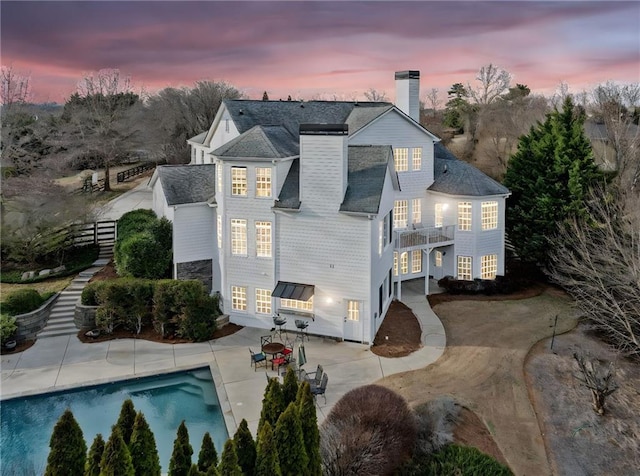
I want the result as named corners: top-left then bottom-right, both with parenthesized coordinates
top-left (174, 204), bottom-right (215, 263)
top-left (209, 109), bottom-right (239, 151)
top-left (152, 180), bottom-right (173, 221)
top-left (300, 134), bottom-right (348, 212)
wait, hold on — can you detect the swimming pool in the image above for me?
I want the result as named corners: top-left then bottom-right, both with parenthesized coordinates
top-left (0, 367), bottom-right (228, 475)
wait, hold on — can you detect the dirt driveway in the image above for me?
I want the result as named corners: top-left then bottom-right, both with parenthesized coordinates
top-left (381, 288), bottom-right (576, 476)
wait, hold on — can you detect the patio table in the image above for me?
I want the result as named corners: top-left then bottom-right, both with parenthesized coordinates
top-left (262, 342), bottom-right (285, 370)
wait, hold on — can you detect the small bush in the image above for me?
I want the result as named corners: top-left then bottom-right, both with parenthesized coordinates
top-left (437, 275), bottom-right (514, 295)
top-left (113, 209), bottom-right (157, 268)
top-left (412, 397), bottom-right (460, 456)
top-left (1, 314), bottom-right (18, 344)
top-left (118, 232), bottom-right (171, 279)
top-left (93, 279), bottom-right (154, 334)
top-left (397, 444), bottom-right (513, 476)
top-left (320, 385), bottom-right (416, 475)
top-left (81, 281), bottom-right (110, 306)
top-left (1, 288), bottom-right (48, 316)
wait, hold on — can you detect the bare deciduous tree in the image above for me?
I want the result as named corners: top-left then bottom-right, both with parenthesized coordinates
top-left (423, 88), bottom-right (441, 116)
top-left (363, 88), bottom-right (388, 102)
top-left (1, 65), bottom-right (31, 110)
top-left (573, 352), bottom-right (618, 415)
top-left (467, 63), bottom-right (511, 105)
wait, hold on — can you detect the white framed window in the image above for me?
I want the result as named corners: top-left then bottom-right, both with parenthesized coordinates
top-left (394, 200), bottom-right (408, 229)
top-left (435, 203), bottom-right (444, 228)
top-left (255, 288), bottom-right (272, 314)
top-left (458, 202), bottom-right (472, 231)
top-left (412, 250), bottom-right (422, 273)
top-left (481, 201), bottom-right (498, 230)
top-left (281, 296), bottom-right (313, 312)
top-left (400, 252), bottom-right (409, 275)
top-left (191, 148), bottom-right (196, 162)
top-left (384, 212), bottom-right (392, 246)
top-left (378, 221), bottom-right (383, 256)
top-left (412, 147), bottom-right (422, 171)
top-left (231, 219), bottom-right (247, 255)
top-left (435, 250), bottom-right (443, 267)
top-left (255, 221), bottom-right (272, 258)
top-left (200, 150), bottom-right (205, 163)
top-left (457, 256), bottom-right (472, 280)
top-left (217, 214), bottom-right (222, 249)
top-left (231, 286), bottom-right (247, 311)
top-left (347, 300), bottom-right (360, 321)
top-left (217, 163), bottom-right (223, 193)
top-left (394, 147), bottom-right (409, 172)
top-left (412, 198), bottom-right (421, 225)
top-left (393, 251), bottom-right (399, 276)
top-left (256, 167), bottom-right (272, 198)
top-left (481, 254), bottom-right (498, 279)
top-left (231, 167), bottom-right (247, 196)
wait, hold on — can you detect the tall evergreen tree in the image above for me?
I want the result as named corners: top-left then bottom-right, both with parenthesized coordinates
top-left (85, 433), bottom-right (105, 476)
top-left (296, 382), bottom-right (322, 476)
top-left (233, 419), bottom-right (256, 475)
top-left (274, 402), bottom-right (308, 476)
top-left (44, 409), bottom-right (87, 476)
top-left (169, 421), bottom-right (193, 476)
top-left (115, 398), bottom-right (136, 446)
top-left (258, 377), bottom-right (285, 434)
top-left (255, 421), bottom-right (281, 476)
top-left (197, 432), bottom-right (218, 472)
top-left (504, 96), bottom-right (602, 266)
top-left (129, 411), bottom-right (161, 476)
top-left (188, 464), bottom-right (204, 476)
top-left (218, 439), bottom-right (243, 476)
top-left (99, 426), bottom-right (134, 476)
top-left (282, 367), bottom-right (299, 406)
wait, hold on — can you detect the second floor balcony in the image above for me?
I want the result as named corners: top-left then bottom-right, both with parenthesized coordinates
top-left (395, 224), bottom-right (455, 251)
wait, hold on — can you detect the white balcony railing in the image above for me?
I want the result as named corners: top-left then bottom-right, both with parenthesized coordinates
top-left (395, 224), bottom-right (455, 250)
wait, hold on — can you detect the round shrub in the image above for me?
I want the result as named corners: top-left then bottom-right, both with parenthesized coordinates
top-left (320, 385), bottom-right (417, 475)
top-left (114, 209), bottom-right (157, 268)
top-left (1, 288), bottom-right (47, 315)
top-left (118, 231), bottom-right (171, 279)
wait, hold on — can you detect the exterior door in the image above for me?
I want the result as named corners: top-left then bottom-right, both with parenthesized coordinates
top-left (343, 300), bottom-right (363, 343)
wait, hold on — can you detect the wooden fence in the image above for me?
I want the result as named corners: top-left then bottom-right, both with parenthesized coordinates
top-left (117, 163), bottom-right (156, 183)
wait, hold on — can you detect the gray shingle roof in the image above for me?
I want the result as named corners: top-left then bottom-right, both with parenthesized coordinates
top-left (340, 145), bottom-right (392, 214)
top-left (429, 143), bottom-right (509, 196)
top-left (157, 164), bottom-right (216, 206)
top-left (188, 131), bottom-right (207, 144)
top-left (213, 125), bottom-right (298, 159)
top-left (274, 145), bottom-right (393, 213)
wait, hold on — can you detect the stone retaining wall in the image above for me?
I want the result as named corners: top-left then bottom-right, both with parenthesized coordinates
top-left (14, 294), bottom-right (59, 342)
top-left (74, 304), bottom-right (98, 329)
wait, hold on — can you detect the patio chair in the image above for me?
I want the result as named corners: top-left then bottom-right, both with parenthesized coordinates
top-left (260, 335), bottom-right (272, 350)
top-left (281, 340), bottom-right (294, 361)
top-left (311, 373), bottom-right (328, 403)
top-left (250, 348), bottom-right (267, 371)
top-left (304, 364), bottom-right (323, 388)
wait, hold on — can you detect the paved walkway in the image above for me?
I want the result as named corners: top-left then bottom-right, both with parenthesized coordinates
top-left (0, 283), bottom-right (445, 436)
top-left (98, 178), bottom-right (153, 220)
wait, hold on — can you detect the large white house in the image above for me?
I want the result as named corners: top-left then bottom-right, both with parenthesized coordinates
top-left (151, 70), bottom-right (510, 343)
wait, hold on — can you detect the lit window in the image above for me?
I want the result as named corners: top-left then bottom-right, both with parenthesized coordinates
top-left (231, 167), bottom-right (247, 196)
top-left (217, 214), bottom-right (222, 249)
top-left (231, 219), bottom-right (247, 255)
top-left (435, 250), bottom-right (442, 267)
top-left (412, 198), bottom-right (421, 225)
top-left (481, 201), bottom-right (498, 230)
top-left (393, 252), bottom-right (398, 276)
top-left (400, 252), bottom-right (409, 275)
top-left (256, 167), bottom-right (272, 198)
top-left (281, 296), bottom-right (313, 312)
top-left (412, 147), bottom-right (422, 171)
top-left (435, 203), bottom-right (444, 228)
top-left (412, 250), bottom-right (421, 273)
top-left (458, 202), bottom-right (472, 231)
top-left (394, 200), bottom-right (408, 229)
top-left (457, 256), bottom-right (472, 280)
top-left (232, 286), bottom-right (246, 311)
top-left (481, 254), bottom-right (498, 279)
top-left (256, 288), bottom-right (272, 314)
top-left (347, 300), bottom-right (360, 321)
top-left (394, 147), bottom-right (409, 172)
top-left (255, 221), bottom-right (272, 258)
top-left (217, 164), bottom-right (223, 193)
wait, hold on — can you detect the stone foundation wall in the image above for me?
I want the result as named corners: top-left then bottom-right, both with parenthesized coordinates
top-left (74, 304), bottom-right (98, 329)
top-left (14, 294), bottom-right (59, 342)
top-left (177, 259), bottom-right (212, 291)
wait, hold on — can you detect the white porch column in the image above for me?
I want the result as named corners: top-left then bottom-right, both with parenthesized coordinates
top-left (423, 248), bottom-right (430, 296)
top-left (397, 276), bottom-right (402, 301)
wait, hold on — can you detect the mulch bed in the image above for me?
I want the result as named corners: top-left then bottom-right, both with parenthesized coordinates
top-left (77, 323), bottom-right (244, 344)
top-left (1, 339), bottom-right (35, 355)
top-left (371, 300), bottom-right (423, 358)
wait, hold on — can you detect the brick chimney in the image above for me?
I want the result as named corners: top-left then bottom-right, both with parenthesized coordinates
top-left (395, 70), bottom-right (420, 122)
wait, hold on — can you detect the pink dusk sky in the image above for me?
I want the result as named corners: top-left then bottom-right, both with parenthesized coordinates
top-left (1, 1), bottom-right (639, 104)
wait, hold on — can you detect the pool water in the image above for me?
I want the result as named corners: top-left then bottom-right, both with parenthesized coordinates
top-left (0, 367), bottom-right (228, 475)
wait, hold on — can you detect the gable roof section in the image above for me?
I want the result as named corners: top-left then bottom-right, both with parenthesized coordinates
top-left (187, 131), bottom-right (207, 145)
top-left (213, 125), bottom-right (298, 159)
top-left (156, 164), bottom-right (216, 206)
top-left (340, 145), bottom-right (393, 214)
top-left (273, 159), bottom-right (301, 210)
top-left (429, 143), bottom-right (509, 196)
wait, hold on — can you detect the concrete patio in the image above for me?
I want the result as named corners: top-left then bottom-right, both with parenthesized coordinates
top-left (0, 281), bottom-right (445, 437)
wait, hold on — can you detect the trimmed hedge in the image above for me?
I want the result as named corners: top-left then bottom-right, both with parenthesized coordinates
top-left (83, 278), bottom-right (219, 341)
top-left (437, 275), bottom-right (514, 295)
top-left (1, 288), bottom-right (53, 316)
